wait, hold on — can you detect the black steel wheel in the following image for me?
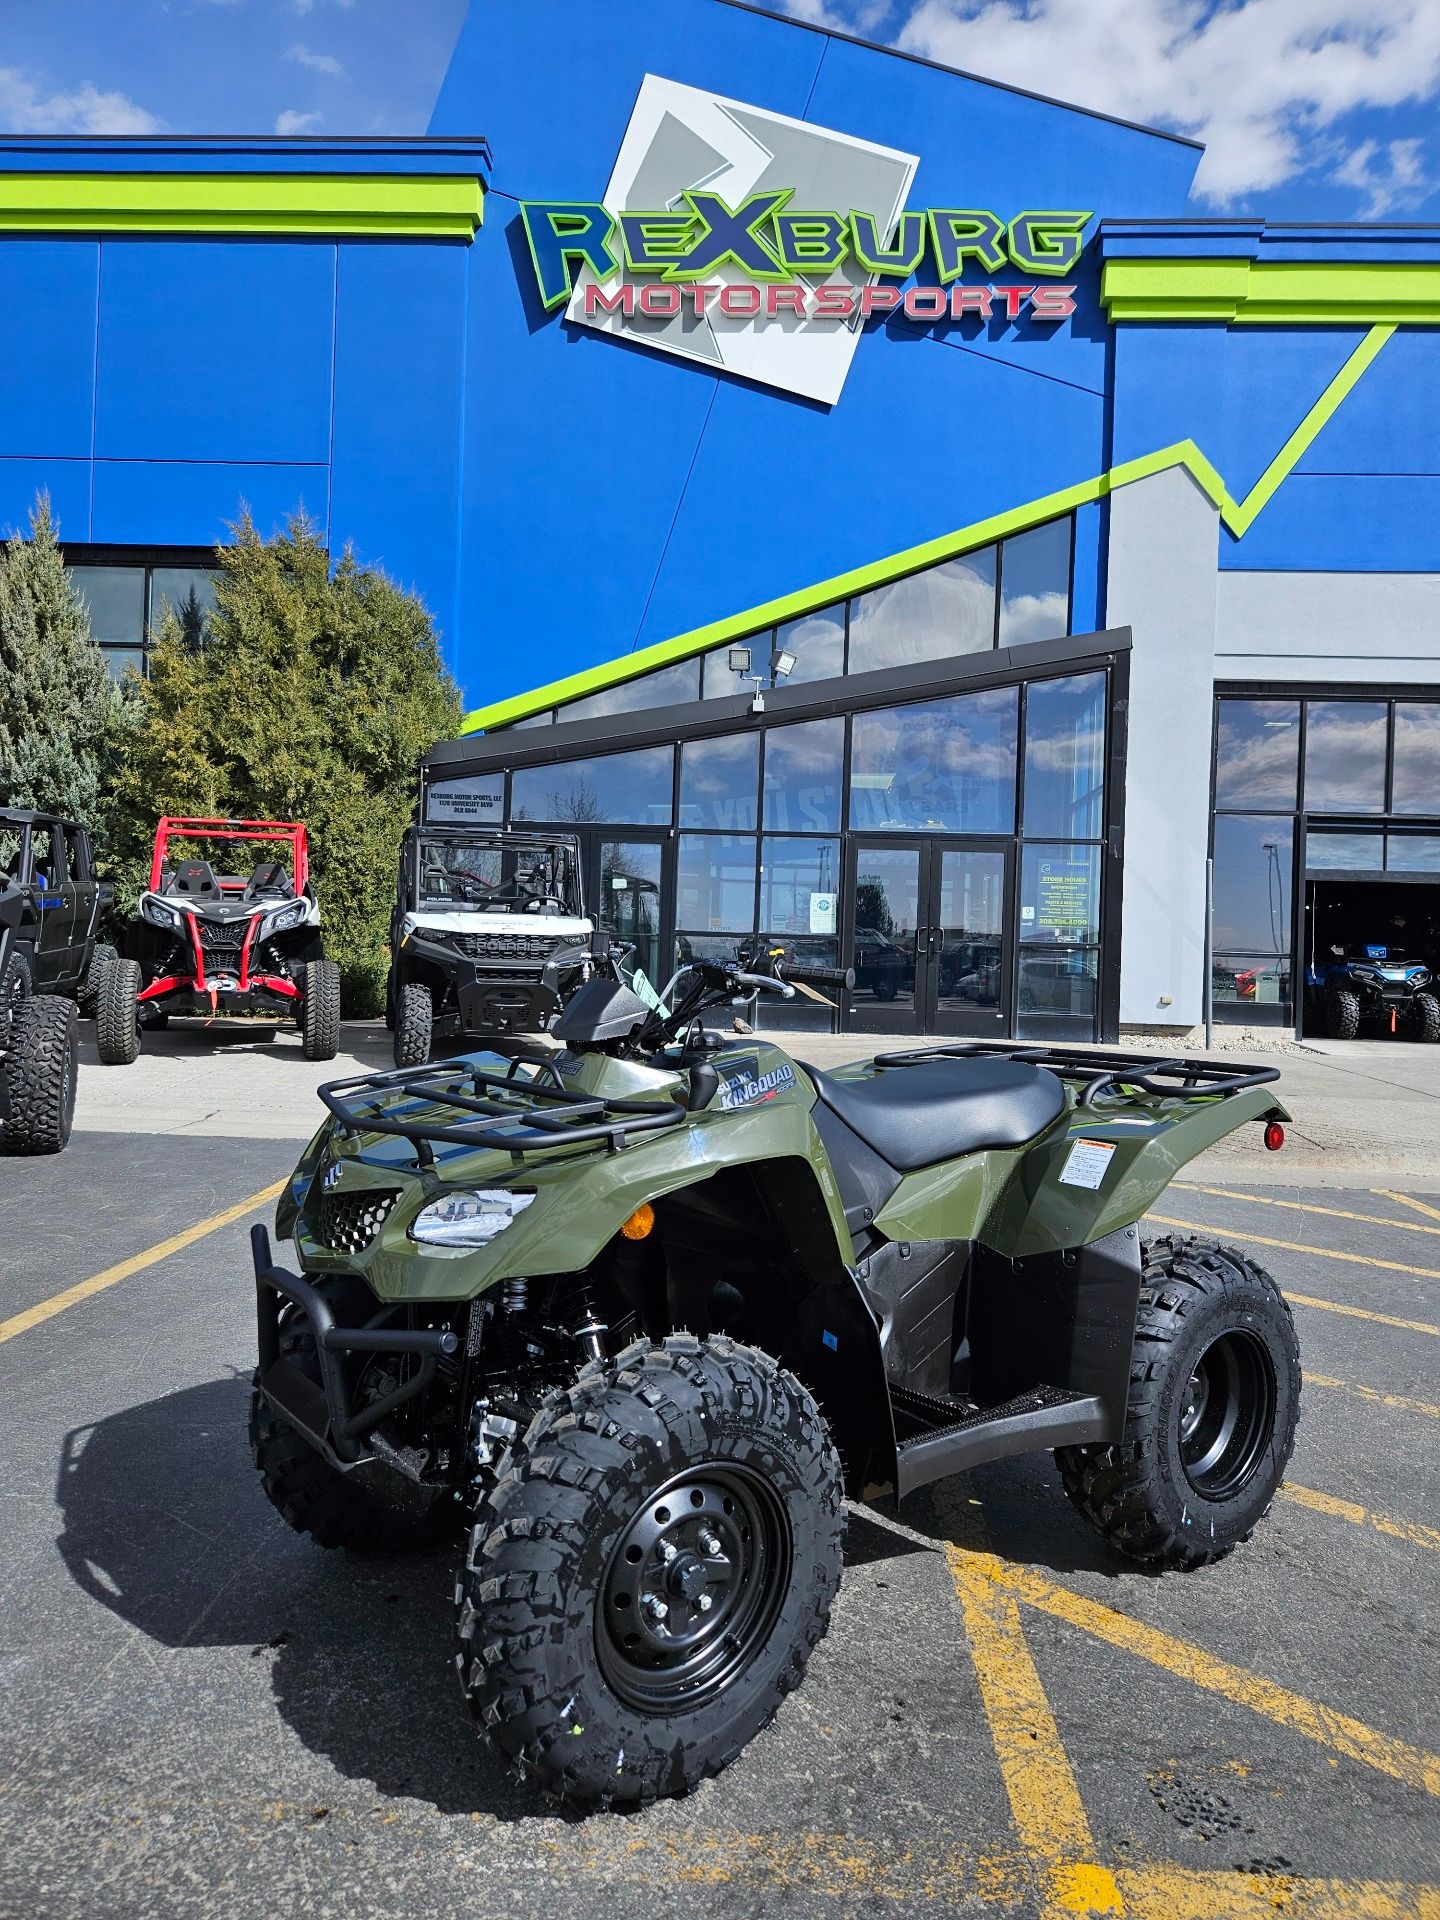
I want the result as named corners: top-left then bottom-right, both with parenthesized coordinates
top-left (1056, 1235), bottom-right (1300, 1570)
top-left (457, 1332), bottom-right (844, 1807)
top-left (597, 1463), bottom-right (791, 1714)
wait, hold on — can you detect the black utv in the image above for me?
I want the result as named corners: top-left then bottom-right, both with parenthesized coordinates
top-left (387, 825), bottom-right (592, 1066)
top-left (0, 807), bottom-right (116, 1020)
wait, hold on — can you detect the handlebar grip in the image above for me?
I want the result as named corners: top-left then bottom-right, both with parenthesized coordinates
top-left (781, 963), bottom-right (856, 991)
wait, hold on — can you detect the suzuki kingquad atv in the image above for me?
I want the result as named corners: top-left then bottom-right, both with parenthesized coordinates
top-left (388, 825), bottom-right (592, 1067)
top-left (250, 940), bottom-right (1301, 1808)
top-left (97, 817), bottom-right (341, 1065)
top-left (0, 876), bottom-right (79, 1154)
top-left (1310, 942), bottom-right (1440, 1041)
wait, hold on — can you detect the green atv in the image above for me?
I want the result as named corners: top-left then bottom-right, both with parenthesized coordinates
top-left (250, 937), bottom-right (1301, 1808)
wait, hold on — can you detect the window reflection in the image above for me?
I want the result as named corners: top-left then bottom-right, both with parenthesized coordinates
top-left (511, 746), bottom-right (673, 825)
top-left (1391, 704), bottom-right (1440, 815)
top-left (847, 547), bottom-right (997, 672)
top-left (1387, 831), bottom-right (1440, 872)
top-left (1212, 816), bottom-right (1292, 955)
top-left (1017, 951), bottom-right (1097, 1039)
top-left (1215, 700), bottom-right (1300, 810)
top-left (1306, 828), bottom-right (1382, 871)
top-left (1022, 673), bottom-right (1105, 838)
top-left (679, 733), bottom-right (759, 831)
top-left (998, 520), bottom-right (1070, 647)
top-left (759, 836), bottom-right (839, 939)
top-left (775, 606), bottom-right (844, 685)
top-left (850, 687), bottom-right (1018, 833)
top-left (558, 656), bottom-right (700, 723)
top-left (149, 567), bottom-right (218, 645)
top-left (69, 566), bottom-right (145, 647)
top-left (676, 835), bottom-right (757, 933)
top-left (763, 717), bottom-right (844, 832)
top-left (1303, 701), bottom-right (1386, 812)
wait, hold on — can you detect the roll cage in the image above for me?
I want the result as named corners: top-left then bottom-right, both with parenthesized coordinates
top-left (149, 817), bottom-right (309, 897)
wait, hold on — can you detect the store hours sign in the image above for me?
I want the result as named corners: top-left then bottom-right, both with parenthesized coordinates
top-left (519, 75), bottom-right (1089, 406)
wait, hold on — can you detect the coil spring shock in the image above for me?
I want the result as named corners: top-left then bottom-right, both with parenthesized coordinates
top-left (502, 1276), bottom-right (529, 1315)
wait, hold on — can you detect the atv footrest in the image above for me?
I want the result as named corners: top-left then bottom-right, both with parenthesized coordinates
top-left (890, 1381), bottom-right (1109, 1500)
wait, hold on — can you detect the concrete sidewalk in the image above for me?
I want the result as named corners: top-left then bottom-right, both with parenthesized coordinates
top-left (64, 1017), bottom-right (1440, 1187)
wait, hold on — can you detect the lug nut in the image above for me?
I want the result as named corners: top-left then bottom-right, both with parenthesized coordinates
top-left (697, 1593), bottom-right (713, 1613)
top-left (698, 1530), bottom-right (721, 1556)
top-left (660, 1540), bottom-right (678, 1563)
top-left (642, 1594), bottom-right (669, 1623)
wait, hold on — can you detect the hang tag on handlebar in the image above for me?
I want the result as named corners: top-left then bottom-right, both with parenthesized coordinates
top-left (627, 966), bottom-right (667, 1015)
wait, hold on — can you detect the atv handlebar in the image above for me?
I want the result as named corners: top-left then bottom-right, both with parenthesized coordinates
top-left (778, 961), bottom-right (856, 992)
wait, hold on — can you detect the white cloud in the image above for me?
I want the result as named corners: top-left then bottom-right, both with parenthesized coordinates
top-left (1333, 135), bottom-right (1429, 213)
top-left (781, 0), bottom-right (896, 28)
top-left (0, 66), bottom-right (161, 135)
top-left (274, 107), bottom-right (323, 135)
top-left (892, 0), bottom-right (1440, 207)
top-left (286, 43), bottom-right (345, 78)
top-left (290, 0), bottom-right (355, 13)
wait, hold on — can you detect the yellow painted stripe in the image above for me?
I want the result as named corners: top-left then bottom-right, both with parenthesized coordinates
top-left (1288, 1292), bottom-right (1440, 1340)
top-left (946, 1545), bottom-right (1123, 1917)
top-left (1308, 1372), bottom-right (1440, 1423)
top-left (1175, 1183), bottom-right (1440, 1241)
top-left (1116, 1864), bottom-right (1440, 1920)
top-left (1150, 1213), bottom-right (1440, 1289)
top-left (0, 1180), bottom-right (285, 1345)
top-left (1281, 1482), bottom-right (1440, 1555)
top-left (977, 1553), bottom-right (1440, 1800)
top-left (1377, 1189), bottom-right (1440, 1226)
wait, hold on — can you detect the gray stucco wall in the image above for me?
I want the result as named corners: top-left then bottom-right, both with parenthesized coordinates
top-left (1104, 467), bottom-right (1220, 1027)
top-left (1216, 572), bottom-right (1440, 685)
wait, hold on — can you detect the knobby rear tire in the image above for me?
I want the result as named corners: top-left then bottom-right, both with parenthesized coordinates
top-left (1410, 991), bottom-right (1440, 1043)
top-left (393, 980), bottom-right (433, 1067)
top-left (1055, 1235), bottom-right (1300, 1571)
top-left (456, 1332), bottom-right (844, 1808)
top-left (96, 957), bottom-right (142, 1065)
top-left (301, 957), bottom-right (342, 1061)
top-left (2, 994), bottom-right (78, 1154)
top-left (1325, 988), bottom-right (1361, 1039)
top-left (77, 942), bottom-right (117, 1018)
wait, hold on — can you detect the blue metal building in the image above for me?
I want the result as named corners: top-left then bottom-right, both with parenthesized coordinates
top-left (3, 0), bottom-right (1438, 1042)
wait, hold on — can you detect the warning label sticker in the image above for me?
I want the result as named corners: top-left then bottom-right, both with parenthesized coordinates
top-left (1059, 1138), bottom-right (1117, 1190)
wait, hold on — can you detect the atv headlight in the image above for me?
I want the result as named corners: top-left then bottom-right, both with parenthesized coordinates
top-left (141, 894), bottom-right (185, 930)
top-left (409, 1189), bottom-right (535, 1247)
top-left (1411, 968), bottom-right (1431, 987)
top-left (257, 900), bottom-right (308, 941)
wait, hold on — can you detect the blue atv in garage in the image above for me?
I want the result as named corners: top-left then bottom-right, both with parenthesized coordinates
top-left (1310, 943), bottom-right (1440, 1041)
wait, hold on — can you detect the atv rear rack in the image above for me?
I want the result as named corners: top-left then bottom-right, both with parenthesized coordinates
top-left (317, 1051), bottom-right (687, 1165)
top-left (873, 1040), bottom-right (1280, 1108)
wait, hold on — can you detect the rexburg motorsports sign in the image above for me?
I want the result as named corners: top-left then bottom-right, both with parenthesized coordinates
top-left (520, 76), bottom-right (1090, 405)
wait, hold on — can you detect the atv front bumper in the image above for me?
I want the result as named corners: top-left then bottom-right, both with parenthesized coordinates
top-left (251, 1224), bottom-right (457, 1466)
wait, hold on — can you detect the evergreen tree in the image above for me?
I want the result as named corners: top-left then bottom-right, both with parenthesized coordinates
top-left (112, 513), bottom-right (462, 1013)
top-left (0, 497), bottom-right (122, 823)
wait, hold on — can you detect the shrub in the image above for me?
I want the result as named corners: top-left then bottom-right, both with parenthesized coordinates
top-left (111, 513), bottom-right (462, 1014)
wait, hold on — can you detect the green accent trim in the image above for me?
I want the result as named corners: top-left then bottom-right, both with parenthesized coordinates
top-left (0, 171), bottom-right (484, 239)
top-left (849, 209), bottom-right (927, 277)
top-left (1102, 257), bottom-right (1440, 324)
top-left (927, 209), bottom-right (1007, 284)
top-left (462, 323), bottom-right (1394, 732)
top-left (1006, 210), bottom-right (1092, 279)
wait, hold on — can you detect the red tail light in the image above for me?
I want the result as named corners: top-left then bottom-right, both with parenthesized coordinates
top-left (1264, 1122), bottom-right (1285, 1152)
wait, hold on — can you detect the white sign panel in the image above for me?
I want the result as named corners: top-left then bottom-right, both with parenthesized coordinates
top-left (567, 74), bottom-right (917, 406)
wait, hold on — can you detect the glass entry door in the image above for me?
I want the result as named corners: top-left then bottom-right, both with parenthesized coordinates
top-left (593, 837), bottom-right (670, 988)
top-left (845, 838), bottom-right (1012, 1035)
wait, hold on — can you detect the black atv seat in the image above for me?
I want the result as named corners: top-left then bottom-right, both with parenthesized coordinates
top-left (169, 859), bottom-right (220, 899)
top-left (809, 1057), bottom-right (1066, 1171)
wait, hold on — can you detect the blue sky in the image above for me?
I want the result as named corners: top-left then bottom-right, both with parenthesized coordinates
top-left (2, 0), bottom-right (1439, 220)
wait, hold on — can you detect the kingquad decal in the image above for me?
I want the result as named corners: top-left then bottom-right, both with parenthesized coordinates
top-left (715, 1059), bottom-right (797, 1111)
top-left (517, 75), bottom-right (1090, 406)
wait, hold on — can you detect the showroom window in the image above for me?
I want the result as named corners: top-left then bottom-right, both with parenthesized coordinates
top-left (518, 514), bottom-right (1076, 730)
top-left (65, 549), bottom-right (221, 678)
top-left (1211, 693), bottom-right (1440, 1030)
top-left (510, 745), bottom-right (674, 825)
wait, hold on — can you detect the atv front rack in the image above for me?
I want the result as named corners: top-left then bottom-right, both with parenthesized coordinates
top-left (873, 1040), bottom-right (1280, 1108)
top-left (316, 1051), bottom-right (687, 1165)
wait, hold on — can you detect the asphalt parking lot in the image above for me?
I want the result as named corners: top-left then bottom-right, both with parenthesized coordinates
top-left (1, 1028), bottom-right (1438, 1918)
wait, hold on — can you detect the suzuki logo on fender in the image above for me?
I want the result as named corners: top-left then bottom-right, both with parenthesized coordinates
top-left (519, 74), bottom-right (1088, 406)
top-left (716, 1061), bottom-right (798, 1111)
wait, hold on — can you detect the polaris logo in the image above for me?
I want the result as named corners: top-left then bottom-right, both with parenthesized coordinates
top-left (322, 1162), bottom-right (342, 1191)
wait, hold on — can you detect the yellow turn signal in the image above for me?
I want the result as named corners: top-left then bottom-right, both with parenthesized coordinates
top-left (621, 1202), bottom-right (655, 1241)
